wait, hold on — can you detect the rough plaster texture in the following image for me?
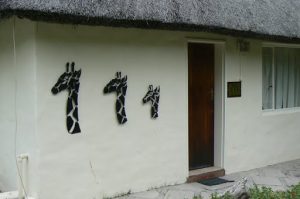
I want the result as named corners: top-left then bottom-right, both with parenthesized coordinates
top-left (224, 40), bottom-right (300, 173)
top-left (34, 22), bottom-right (300, 198)
top-left (35, 22), bottom-right (189, 199)
top-left (0, 19), bottom-right (17, 192)
top-left (0, 19), bottom-right (38, 196)
top-left (0, 18), bottom-right (300, 199)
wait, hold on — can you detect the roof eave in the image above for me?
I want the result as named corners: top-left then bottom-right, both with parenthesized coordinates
top-left (2, 9), bottom-right (300, 43)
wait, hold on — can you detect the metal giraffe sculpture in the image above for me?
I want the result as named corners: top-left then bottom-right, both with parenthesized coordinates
top-left (51, 62), bottom-right (82, 134)
top-left (104, 72), bottom-right (128, 124)
top-left (143, 85), bottom-right (160, 118)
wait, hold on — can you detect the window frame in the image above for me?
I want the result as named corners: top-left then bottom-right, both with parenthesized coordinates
top-left (262, 42), bottom-right (300, 112)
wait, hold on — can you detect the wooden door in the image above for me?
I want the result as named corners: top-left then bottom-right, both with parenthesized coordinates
top-left (188, 43), bottom-right (214, 170)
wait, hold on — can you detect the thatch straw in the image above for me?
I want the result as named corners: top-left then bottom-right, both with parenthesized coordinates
top-left (1, 0), bottom-right (299, 42)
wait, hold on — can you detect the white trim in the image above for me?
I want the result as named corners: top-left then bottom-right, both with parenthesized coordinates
top-left (263, 42), bottom-right (300, 48)
top-left (262, 107), bottom-right (300, 116)
top-left (186, 38), bottom-right (226, 169)
top-left (219, 43), bottom-right (226, 169)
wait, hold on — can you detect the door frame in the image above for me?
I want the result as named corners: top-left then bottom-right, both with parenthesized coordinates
top-left (186, 38), bottom-right (226, 169)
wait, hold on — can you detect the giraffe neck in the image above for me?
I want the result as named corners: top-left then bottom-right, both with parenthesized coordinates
top-left (150, 102), bottom-right (159, 118)
top-left (66, 83), bottom-right (81, 134)
top-left (116, 86), bottom-right (127, 124)
top-left (150, 95), bottom-right (159, 118)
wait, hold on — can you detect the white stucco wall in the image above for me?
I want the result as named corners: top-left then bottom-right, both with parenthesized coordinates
top-left (0, 19), bottom-right (17, 192)
top-left (0, 18), bottom-right (37, 195)
top-left (35, 23), bottom-right (189, 199)
top-left (0, 18), bottom-right (300, 199)
top-left (224, 39), bottom-right (300, 173)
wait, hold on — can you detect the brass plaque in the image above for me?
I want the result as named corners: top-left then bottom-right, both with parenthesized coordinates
top-left (227, 81), bottom-right (241, 98)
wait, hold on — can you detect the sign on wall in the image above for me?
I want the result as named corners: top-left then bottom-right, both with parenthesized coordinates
top-left (51, 66), bottom-right (163, 133)
top-left (143, 85), bottom-right (160, 119)
top-left (103, 72), bottom-right (128, 124)
top-left (227, 81), bottom-right (242, 98)
top-left (51, 62), bottom-right (82, 134)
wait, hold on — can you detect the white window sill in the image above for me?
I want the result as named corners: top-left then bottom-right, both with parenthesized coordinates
top-left (262, 107), bottom-right (300, 116)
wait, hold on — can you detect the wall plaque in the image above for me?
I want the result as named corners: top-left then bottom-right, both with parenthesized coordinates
top-left (227, 81), bottom-right (241, 98)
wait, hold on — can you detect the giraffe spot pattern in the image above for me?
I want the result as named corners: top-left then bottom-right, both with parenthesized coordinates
top-left (51, 62), bottom-right (82, 134)
top-left (143, 85), bottom-right (160, 119)
top-left (104, 72), bottom-right (128, 125)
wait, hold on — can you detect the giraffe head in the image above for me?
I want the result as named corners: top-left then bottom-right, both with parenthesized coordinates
top-left (143, 85), bottom-right (160, 104)
top-left (103, 72), bottom-right (127, 94)
top-left (143, 85), bottom-right (160, 118)
top-left (51, 62), bottom-right (81, 94)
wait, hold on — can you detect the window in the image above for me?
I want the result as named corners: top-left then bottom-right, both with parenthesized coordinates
top-left (262, 47), bottom-right (300, 110)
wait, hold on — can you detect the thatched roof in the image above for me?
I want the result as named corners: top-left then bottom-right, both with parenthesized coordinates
top-left (1, 0), bottom-right (300, 42)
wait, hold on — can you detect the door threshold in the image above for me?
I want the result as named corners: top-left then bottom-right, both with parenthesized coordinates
top-left (187, 167), bottom-right (225, 183)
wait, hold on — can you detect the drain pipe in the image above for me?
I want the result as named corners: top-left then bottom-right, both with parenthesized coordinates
top-left (16, 154), bottom-right (29, 199)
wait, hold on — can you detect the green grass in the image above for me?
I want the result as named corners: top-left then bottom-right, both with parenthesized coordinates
top-left (192, 183), bottom-right (300, 199)
top-left (249, 184), bottom-right (300, 199)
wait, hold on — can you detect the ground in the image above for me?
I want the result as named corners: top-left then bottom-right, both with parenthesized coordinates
top-left (116, 159), bottom-right (300, 199)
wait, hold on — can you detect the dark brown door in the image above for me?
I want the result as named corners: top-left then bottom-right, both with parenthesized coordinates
top-left (188, 43), bottom-right (214, 170)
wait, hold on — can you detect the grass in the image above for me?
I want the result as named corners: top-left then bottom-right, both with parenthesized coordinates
top-left (249, 184), bottom-right (300, 199)
top-left (192, 182), bottom-right (300, 199)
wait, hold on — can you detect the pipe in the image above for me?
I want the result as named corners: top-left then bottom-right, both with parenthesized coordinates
top-left (16, 154), bottom-right (28, 199)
